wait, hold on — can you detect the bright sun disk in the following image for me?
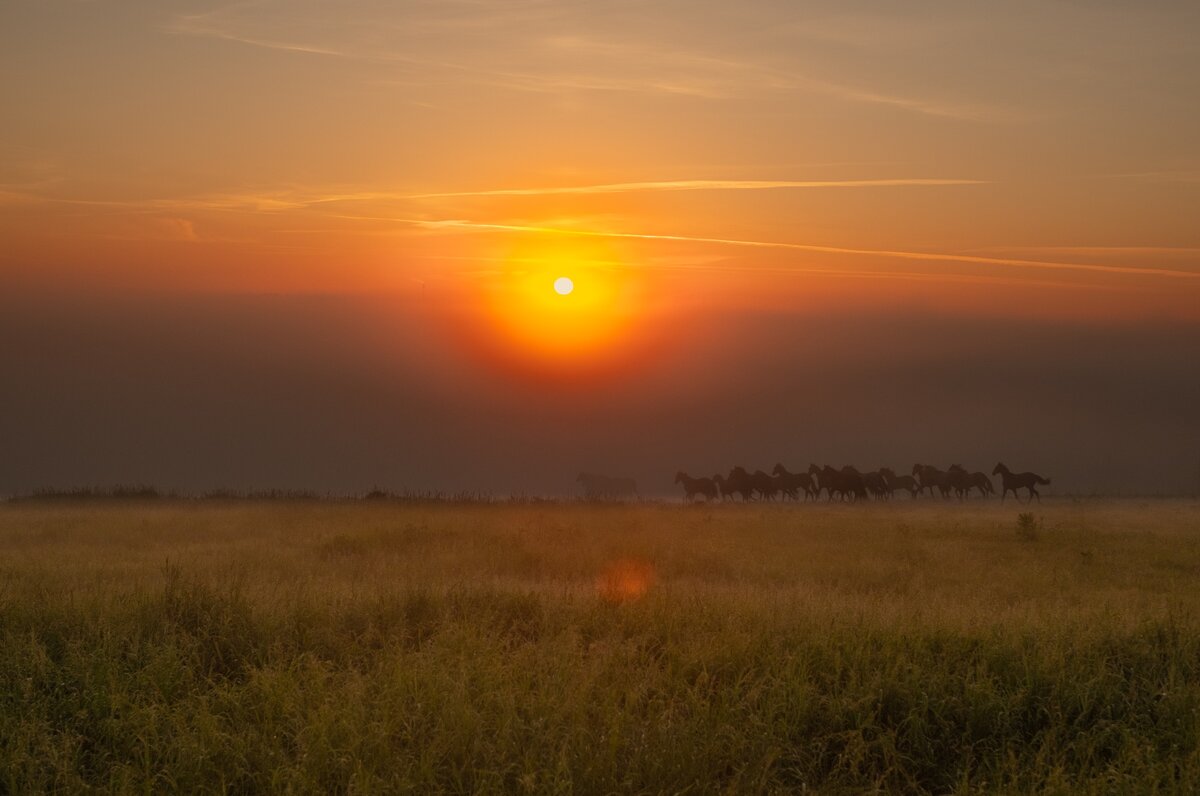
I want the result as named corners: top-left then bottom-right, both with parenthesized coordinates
top-left (554, 276), bottom-right (574, 295)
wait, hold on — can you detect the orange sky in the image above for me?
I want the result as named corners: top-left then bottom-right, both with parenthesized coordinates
top-left (4, 2), bottom-right (1198, 306)
top-left (2, 1), bottom-right (1199, 493)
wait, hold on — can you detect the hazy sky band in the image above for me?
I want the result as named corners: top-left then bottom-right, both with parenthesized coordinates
top-left (392, 219), bottom-right (1200, 281)
top-left (2, 0), bottom-right (1199, 494)
top-left (405, 178), bottom-right (988, 198)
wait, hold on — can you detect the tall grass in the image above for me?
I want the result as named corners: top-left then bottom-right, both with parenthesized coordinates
top-left (1, 499), bottom-right (1198, 792)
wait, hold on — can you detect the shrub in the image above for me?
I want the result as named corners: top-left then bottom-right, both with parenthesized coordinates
top-left (1016, 512), bottom-right (1041, 541)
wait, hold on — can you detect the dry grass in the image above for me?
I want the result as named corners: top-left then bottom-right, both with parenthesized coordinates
top-left (1, 498), bottom-right (1199, 792)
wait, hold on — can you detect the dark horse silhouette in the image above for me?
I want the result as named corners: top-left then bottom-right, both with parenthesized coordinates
top-left (772, 463), bottom-right (816, 501)
top-left (945, 465), bottom-right (994, 499)
top-left (808, 464), bottom-right (868, 501)
top-left (992, 462), bottom-right (1050, 503)
top-left (879, 467), bottom-right (919, 498)
top-left (912, 463), bottom-right (951, 499)
top-left (862, 470), bottom-right (889, 500)
top-left (723, 466), bottom-right (757, 502)
top-left (675, 471), bottom-right (718, 502)
top-left (839, 466), bottom-right (871, 502)
top-left (968, 471), bottom-right (995, 497)
top-left (945, 465), bottom-right (976, 500)
top-left (751, 469), bottom-right (779, 501)
top-left (712, 473), bottom-right (735, 501)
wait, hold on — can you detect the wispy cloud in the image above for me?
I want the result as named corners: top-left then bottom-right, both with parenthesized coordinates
top-left (390, 218), bottom-right (1200, 281)
top-left (0, 187), bottom-right (404, 215)
top-left (3, 176), bottom-right (982, 214)
top-left (808, 82), bottom-right (1012, 122)
top-left (163, 4), bottom-right (1013, 117)
top-left (99, 217), bottom-right (201, 243)
top-left (414, 250), bottom-right (1125, 293)
top-left (407, 178), bottom-right (985, 200)
top-left (15, 175), bottom-right (1191, 283)
top-left (971, 245), bottom-right (1200, 257)
top-left (0, 189), bottom-right (39, 206)
top-left (1105, 169), bottom-right (1200, 184)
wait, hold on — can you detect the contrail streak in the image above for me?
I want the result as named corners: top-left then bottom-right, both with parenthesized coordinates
top-left (395, 218), bottom-right (1200, 281)
top-left (407, 178), bottom-right (985, 199)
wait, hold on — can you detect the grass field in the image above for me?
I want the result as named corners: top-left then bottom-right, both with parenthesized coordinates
top-left (2, 498), bottom-right (1199, 793)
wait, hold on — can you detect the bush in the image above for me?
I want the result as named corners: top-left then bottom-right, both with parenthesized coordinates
top-left (1016, 512), bottom-right (1041, 541)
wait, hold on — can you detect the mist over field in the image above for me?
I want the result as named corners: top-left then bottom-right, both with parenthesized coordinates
top-left (7, 1), bottom-right (1200, 791)
top-left (4, 289), bottom-right (1197, 497)
top-left (4, 499), bottom-right (1200, 792)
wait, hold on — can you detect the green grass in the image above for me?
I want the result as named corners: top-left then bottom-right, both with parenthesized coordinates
top-left (2, 499), bottom-right (1199, 793)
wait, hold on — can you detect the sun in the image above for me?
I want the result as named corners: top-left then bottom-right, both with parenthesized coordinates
top-left (474, 235), bottom-right (644, 371)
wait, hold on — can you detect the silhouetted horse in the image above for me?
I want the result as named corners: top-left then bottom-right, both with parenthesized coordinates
top-left (993, 463), bottom-right (1050, 503)
top-left (839, 466), bottom-right (870, 502)
top-left (840, 468), bottom-right (868, 499)
top-left (912, 464), bottom-right (951, 498)
top-left (772, 463), bottom-right (816, 501)
top-left (751, 469), bottom-right (779, 501)
top-left (771, 472), bottom-right (797, 500)
top-left (946, 465), bottom-right (973, 500)
top-left (577, 472), bottom-right (638, 502)
top-left (712, 474), bottom-right (735, 502)
top-left (946, 465), bottom-right (992, 498)
top-left (809, 464), bottom-right (867, 501)
top-left (863, 470), bottom-right (889, 500)
top-left (880, 467), bottom-right (919, 498)
top-left (724, 466), bottom-right (756, 502)
top-left (807, 463), bottom-right (833, 500)
top-left (968, 471), bottom-right (994, 497)
top-left (675, 471), bottom-right (718, 502)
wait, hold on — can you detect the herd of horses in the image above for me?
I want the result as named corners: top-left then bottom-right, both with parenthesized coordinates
top-left (675, 463), bottom-right (1051, 503)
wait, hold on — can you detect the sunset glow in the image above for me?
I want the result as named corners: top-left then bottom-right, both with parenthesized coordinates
top-left (5, 5), bottom-right (1200, 788)
top-left (1, 1), bottom-right (1199, 495)
top-left (474, 238), bottom-right (645, 368)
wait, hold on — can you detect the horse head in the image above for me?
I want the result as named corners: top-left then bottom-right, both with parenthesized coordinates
top-left (992, 463), bottom-right (1007, 476)
top-left (674, 471), bottom-right (685, 483)
top-left (772, 463), bottom-right (787, 476)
